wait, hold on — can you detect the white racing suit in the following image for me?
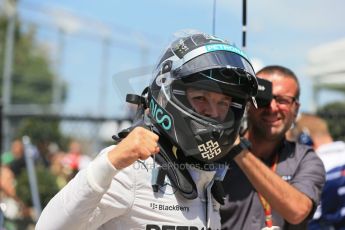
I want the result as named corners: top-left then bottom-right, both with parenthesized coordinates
top-left (36, 146), bottom-right (222, 230)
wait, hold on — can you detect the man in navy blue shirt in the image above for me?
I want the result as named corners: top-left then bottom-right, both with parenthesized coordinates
top-left (292, 113), bottom-right (345, 229)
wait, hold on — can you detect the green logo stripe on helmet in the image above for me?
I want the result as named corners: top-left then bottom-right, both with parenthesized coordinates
top-left (174, 43), bottom-right (250, 70)
top-left (205, 44), bottom-right (249, 60)
top-left (149, 98), bottom-right (172, 131)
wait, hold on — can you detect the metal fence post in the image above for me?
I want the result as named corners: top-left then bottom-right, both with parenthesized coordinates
top-left (22, 136), bottom-right (42, 220)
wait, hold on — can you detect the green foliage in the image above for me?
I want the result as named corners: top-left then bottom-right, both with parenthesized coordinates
top-left (16, 164), bottom-right (60, 208)
top-left (0, 15), bottom-right (68, 153)
top-left (13, 26), bottom-right (53, 104)
top-left (317, 102), bottom-right (345, 141)
top-left (17, 118), bottom-right (69, 154)
top-left (0, 16), bottom-right (66, 104)
top-left (18, 118), bottom-right (61, 144)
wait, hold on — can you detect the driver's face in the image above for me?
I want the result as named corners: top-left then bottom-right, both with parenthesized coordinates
top-left (186, 88), bottom-right (232, 122)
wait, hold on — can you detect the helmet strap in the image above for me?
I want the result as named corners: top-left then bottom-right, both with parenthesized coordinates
top-left (152, 135), bottom-right (198, 200)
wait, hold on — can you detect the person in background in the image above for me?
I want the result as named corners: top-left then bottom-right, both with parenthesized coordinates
top-left (0, 165), bottom-right (16, 198)
top-left (0, 165), bottom-right (18, 229)
top-left (0, 162), bottom-right (31, 229)
top-left (61, 140), bottom-right (91, 179)
top-left (1, 139), bottom-right (26, 176)
top-left (221, 65), bottom-right (325, 229)
top-left (36, 31), bottom-right (258, 230)
top-left (289, 113), bottom-right (345, 229)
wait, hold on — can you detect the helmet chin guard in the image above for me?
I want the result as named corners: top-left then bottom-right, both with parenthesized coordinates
top-left (148, 31), bottom-right (258, 166)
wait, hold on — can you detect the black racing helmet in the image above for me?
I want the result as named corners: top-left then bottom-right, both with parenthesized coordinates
top-left (148, 32), bottom-right (258, 165)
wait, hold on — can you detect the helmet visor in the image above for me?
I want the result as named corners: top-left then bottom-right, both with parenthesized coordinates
top-left (175, 50), bottom-right (256, 79)
top-left (179, 69), bottom-right (257, 99)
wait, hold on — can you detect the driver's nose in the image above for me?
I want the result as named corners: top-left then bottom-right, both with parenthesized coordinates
top-left (203, 102), bottom-right (222, 121)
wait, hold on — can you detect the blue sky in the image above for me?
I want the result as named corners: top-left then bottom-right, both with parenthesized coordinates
top-left (12, 0), bottom-right (345, 117)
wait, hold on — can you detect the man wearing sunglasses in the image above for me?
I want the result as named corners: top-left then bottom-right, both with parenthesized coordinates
top-left (221, 65), bottom-right (325, 230)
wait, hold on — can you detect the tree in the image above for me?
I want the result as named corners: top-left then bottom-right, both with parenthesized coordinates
top-left (0, 15), bottom-right (66, 104)
top-left (0, 14), bottom-right (67, 149)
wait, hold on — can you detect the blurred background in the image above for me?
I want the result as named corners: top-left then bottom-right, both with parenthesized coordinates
top-left (1, 0), bottom-right (345, 229)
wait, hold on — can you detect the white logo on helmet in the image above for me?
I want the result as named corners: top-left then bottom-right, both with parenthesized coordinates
top-left (198, 140), bottom-right (221, 160)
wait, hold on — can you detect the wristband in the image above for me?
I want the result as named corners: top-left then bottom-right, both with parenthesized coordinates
top-left (228, 137), bottom-right (251, 159)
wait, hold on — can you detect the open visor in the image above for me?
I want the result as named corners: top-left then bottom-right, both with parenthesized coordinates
top-left (176, 69), bottom-right (257, 100)
top-left (174, 50), bottom-right (256, 80)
